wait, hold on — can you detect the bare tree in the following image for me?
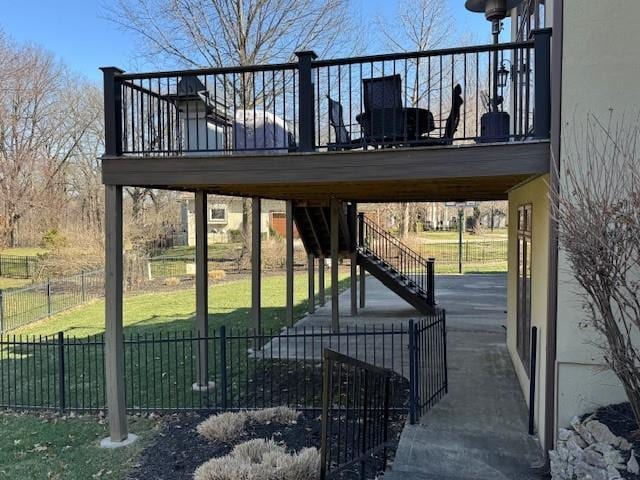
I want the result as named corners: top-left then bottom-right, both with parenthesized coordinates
top-left (0, 35), bottom-right (98, 247)
top-left (107, 0), bottom-right (353, 69)
top-left (555, 112), bottom-right (640, 428)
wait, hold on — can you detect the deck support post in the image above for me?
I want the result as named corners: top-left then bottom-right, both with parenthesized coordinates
top-left (251, 197), bottom-right (261, 332)
top-left (348, 203), bottom-right (358, 316)
top-left (194, 191), bottom-right (213, 391)
top-left (104, 184), bottom-right (128, 443)
top-left (308, 254), bottom-right (315, 314)
top-left (358, 212), bottom-right (365, 308)
top-left (285, 200), bottom-right (294, 326)
top-left (319, 256), bottom-right (325, 306)
top-left (330, 198), bottom-right (340, 331)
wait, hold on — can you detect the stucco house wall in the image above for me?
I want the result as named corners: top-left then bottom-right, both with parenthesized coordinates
top-left (507, 174), bottom-right (550, 447)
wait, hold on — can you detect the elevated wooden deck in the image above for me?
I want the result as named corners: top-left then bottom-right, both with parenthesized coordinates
top-left (102, 140), bottom-right (549, 202)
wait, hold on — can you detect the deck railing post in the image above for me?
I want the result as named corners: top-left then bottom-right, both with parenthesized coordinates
top-left (100, 67), bottom-right (124, 156)
top-left (295, 51), bottom-right (318, 152)
top-left (532, 28), bottom-right (552, 139)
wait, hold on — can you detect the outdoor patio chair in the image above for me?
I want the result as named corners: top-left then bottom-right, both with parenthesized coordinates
top-left (358, 74), bottom-right (407, 144)
top-left (327, 96), bottom-right (364, 150)
top-left (417, 84), bottom-right (464, 146)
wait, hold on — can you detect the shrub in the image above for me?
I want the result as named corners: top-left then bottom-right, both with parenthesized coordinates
top-left (208, 269), bottom-right (226, 282)
top-left (197, 411), bottom-right (248, 443)
top-left (194, 439), bottom-right (320, 480)
top-left (247, 406), bottom-right (300, 425)
top-left (163, 276), bottom-right (180, 287)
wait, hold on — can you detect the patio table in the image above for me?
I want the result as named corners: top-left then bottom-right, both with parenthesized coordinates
top-left (356, 107), bottom-right (435, 143)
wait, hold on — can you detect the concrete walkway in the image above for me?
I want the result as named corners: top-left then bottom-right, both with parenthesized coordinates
top-left (292, 273), bottom-right (544, 480)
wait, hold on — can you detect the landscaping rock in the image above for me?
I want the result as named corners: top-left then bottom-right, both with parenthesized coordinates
top-left (628, 452), bottom-right (639, 475)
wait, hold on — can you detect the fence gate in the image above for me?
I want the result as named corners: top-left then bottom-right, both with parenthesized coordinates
top-left (409, 311), bottom-right (448, 424)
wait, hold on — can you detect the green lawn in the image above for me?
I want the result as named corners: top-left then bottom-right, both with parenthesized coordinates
top-left (416, 229), bottom-right (508, 242)
top-left (436, 260), bottom-right (507, 274)
top-left (157, 242), bottom-right (242, 259)
top-left (14, 271), bottom-right (350, 338)
top-left (0, 412), bottom-right (157, 480)
top-left (0, 247), bottom-right (48, 256)
top-left (0, 277), bottom-right (32, 290)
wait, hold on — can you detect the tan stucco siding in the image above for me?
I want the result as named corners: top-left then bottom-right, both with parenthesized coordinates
top-left (555, 0), bottom-right (640, 428)
top-left (507, 174), bottom-right (550, 447)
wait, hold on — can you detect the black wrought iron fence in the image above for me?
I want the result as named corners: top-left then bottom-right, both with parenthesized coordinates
top-left (417, 240), bottom-right (507, 264)
top-left (409, 314), bottom-right (448, 424)
top-left (0, 320), bottom-right (442, 414)
top-left (0, 270), bottom-right (104, 333)
top-left (0, 255), bottom-right (39, 279)
top-left (320, 349), bottom-right (393, 480)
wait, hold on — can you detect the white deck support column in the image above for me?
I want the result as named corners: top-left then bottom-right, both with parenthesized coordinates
top-left (194, 191), bottom-right (212, 390)
top-left (285, 201), bottom-right (294, 326)
top-left (330, 198), bottom-right (340, 331)
top-left (358, 212), bottom-right (366, 308)
top-left (308, 254), bottom-right (315, 314)
top-left (319, 256), bottom-right (326, 306)
top-left (104, 184), bottom-right (128, 442)
top-left (251, 197), bottom-right (261, 332)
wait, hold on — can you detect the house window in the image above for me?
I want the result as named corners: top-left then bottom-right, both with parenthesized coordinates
top-left (209, 206), bottom-right (227, 223)
top-left (516, 204), bottom-right (532, 374)
top-left (515, 0), bottom-right (546, 41)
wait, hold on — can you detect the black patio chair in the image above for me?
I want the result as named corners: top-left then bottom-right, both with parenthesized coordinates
top-left (418, 84), bottom-right (463, 146)
top-left (358, 74), bottom-right (407, 144)
top-left (327, 96), bottom-right (364, 150)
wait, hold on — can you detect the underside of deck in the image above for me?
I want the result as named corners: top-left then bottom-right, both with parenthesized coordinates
top-left (101, 140), bottom-right (550, 201)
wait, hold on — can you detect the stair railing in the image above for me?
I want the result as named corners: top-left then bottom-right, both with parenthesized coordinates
top-left (358, 213), bottom-right (435, 305)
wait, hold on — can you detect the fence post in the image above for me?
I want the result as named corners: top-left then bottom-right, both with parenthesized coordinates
top-left (81, 271), bottom-right (86, 303)
top-left (219, 325), bottom-right (228, 410)
top-left (533, 28), bottom-right (552, 139)
top-left (58, 332), bottom-right (66, 412)
top-left (0, 290), bottom-right (4, 333)
top-left (295, 50), bottom-right (318, 152)
top-left (443, 310), bottom-right (448, 394)
top-left (47, 278), bottom-right (52, 317)
top-left (427, 258), bottom-right (435, 305)
top-left (25, 256), bottom-right (29, 278)
top-left (408, 319), bottom-right (417, 425)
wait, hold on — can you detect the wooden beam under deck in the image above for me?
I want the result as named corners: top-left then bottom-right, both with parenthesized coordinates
top-left (102, 141), bottom-right (550, 201)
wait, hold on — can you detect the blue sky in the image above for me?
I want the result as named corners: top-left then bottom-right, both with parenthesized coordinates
top-left (0, 0), bottom-right (503, 82)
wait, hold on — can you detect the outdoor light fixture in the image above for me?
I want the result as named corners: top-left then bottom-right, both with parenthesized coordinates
top-left (497, 60), bottom-right (511, 88)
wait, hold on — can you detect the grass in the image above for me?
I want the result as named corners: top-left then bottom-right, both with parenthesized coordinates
top-left (416, 229), bottom-right (508, 242)
top-left (157, 242), bottom-right (242, 259)
top-left (0, 247), bottom-right (48, 257)
top-left (435, 261), bottom-right (507, 274)
top-left (14, 270), bottom-right (351, 338)
top-left (0, 412), bottom-right (157, 480)
top-left (0, 277), bottom-right (32, 290)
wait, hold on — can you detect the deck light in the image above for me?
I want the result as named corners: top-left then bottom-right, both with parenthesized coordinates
top-left (497, 60), bottom-right (511, 88)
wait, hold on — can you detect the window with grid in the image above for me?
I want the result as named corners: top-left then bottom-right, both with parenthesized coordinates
top-left (516, 204), bottom-right (533, 374)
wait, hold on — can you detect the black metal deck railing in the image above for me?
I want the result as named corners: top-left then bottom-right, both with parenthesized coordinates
top-left (102, 30), bottom-right (550, 157)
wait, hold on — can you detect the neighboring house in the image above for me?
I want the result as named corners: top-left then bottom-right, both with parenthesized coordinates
top-left (99, 0), bottom-right (640, 465)
top-left (179, 193), bottom-right (286, 244)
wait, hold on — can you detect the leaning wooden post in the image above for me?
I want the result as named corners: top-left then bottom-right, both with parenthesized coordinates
top-left (308, 254), bottom-right (315, 314)
top-left (251, 197), bottom-right (262, 332)
top-left (285, 200), bottom-right (294, 326)
top-left (330, 198), bottom-right (340, 332)
top-left (318, 256), bottom-right (326, 306)
top-left (194, 191), bottom-right (213, 391)
top-left (104, 184), bottom-right (129, 444)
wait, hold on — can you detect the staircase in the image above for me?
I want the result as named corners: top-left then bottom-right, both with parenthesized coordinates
top-left (357, 215), bottom-right (436, 315)
top-left (293, 202), bottom-right (436, 315)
